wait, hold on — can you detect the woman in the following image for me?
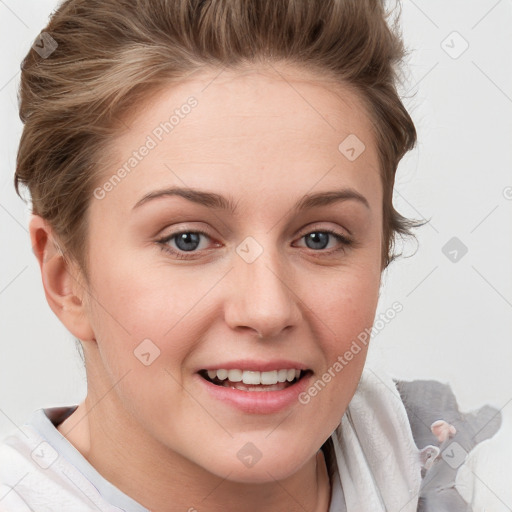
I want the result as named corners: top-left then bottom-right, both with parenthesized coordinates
top-left (0, 0), bottom-right (504, 510)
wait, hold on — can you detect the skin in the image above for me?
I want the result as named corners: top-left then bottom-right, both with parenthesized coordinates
top-left (29, 62), bottom-right (384, 512)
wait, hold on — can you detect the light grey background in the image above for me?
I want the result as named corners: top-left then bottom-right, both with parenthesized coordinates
top-left (1, 0), bottom-right (511, 455)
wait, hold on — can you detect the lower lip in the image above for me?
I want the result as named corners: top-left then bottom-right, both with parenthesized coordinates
top-left (196, 373), bottom-right (313, 414)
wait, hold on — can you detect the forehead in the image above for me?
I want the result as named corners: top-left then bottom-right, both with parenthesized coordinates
top-left (94, 64), bottom-right (381, 216)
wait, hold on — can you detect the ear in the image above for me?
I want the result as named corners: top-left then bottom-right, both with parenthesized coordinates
top-left (29, 214), bottom-right (96, 343)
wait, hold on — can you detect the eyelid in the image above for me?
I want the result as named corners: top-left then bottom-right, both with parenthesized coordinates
top-left (157, 222), bottom-right (217, 240)
top-left (157, 222), bottom-right (350, 245)
top-left (296, 222), bottom-right (351, 239)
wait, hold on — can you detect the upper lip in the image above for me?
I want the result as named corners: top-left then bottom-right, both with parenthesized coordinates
top-left (197, 359), bottom-right (311, 372)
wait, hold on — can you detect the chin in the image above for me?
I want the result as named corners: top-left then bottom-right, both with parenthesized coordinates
top-left (194, 439), bottom-right (315, 484)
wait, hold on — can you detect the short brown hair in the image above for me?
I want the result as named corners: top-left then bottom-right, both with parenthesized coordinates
top-left (15, 0), bottom-right (425, 279)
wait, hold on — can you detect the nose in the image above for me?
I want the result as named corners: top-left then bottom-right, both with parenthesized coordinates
top-left (224, 241), bottom-right (302, 340)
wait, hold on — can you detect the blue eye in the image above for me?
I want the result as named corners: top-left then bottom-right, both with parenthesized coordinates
top-left (156, 229), bottom-right (353, 260)
top-left (300, 230), bottom-right (352, 252)
top-left (169, 232), bottom-right (203, 252)
top-left (156, 230), bottom-right (213, 260)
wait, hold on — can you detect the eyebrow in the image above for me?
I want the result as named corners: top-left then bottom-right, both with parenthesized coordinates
top-left (131, 186), bottom-right (370, 214)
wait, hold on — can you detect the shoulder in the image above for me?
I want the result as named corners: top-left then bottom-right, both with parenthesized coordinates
top-left (0, 428), bottom-right (68, 512)
top-left (0, 434), bottom-right (35, 511)
top-left (0, 420), bottom-right (99, 512)
top-left (394, 378), bottom-right (509, 512)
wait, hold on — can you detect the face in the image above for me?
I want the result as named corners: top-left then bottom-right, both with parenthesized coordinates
top-left (79, 63), bottom-right (383, 483)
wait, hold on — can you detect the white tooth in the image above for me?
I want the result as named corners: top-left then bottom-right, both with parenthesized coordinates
top-left (242, 370), bottom-right (261, 385)
top-left (227, 369), bottom-right (243, 382)
top-left (277, 369), bottom-right (288, 383)
top-left (295, 369), bottom-right (301, 380)
top-left (216, 369), bottom-right (228, 380)
top-left (286, 369), bottom-right (296, 382)
top-left (260, 370), bottom-right (278, 385)
top-left (207, 369), bottom-right (217, 380)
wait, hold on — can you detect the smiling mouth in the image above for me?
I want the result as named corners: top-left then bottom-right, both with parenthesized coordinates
top-left (198, 368), bottom-right (312, 392)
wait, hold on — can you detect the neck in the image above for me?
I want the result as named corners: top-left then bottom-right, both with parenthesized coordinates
top-left (57, 397), bottom-right (332, 512)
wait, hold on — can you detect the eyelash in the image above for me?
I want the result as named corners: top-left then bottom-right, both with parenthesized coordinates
top-left (156, 228), bottom-right (354, 260)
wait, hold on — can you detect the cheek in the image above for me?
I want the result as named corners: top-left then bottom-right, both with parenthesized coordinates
top-left (302, 265), bottom-right (379, 392)
top-left (86, 244), bottom-right (193, 339)
top-left (296, 274), bottom-right (376, 427)
top-left (305, 263), bottom-right (380, 336)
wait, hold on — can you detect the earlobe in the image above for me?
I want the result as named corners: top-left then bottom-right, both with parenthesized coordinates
top-left (28, 214), bottom-right (96, 343)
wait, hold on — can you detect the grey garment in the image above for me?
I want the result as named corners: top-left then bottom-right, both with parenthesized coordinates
top-left (395, 379), bottom-right (502, 512)
top-left (328, 466), bottom-right (347, 512)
